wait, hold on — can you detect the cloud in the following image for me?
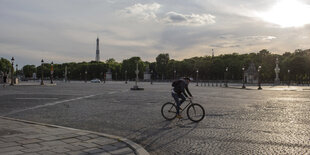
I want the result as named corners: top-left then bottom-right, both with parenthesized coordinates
top-left (120, 3), bottom-right (161, 20)
top-left (120, 3), bottom-right (215, 26)
top-left (163, 12), bottom-right (215, 26)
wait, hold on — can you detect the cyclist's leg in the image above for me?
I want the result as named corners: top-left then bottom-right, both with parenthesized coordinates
top-left (171, 92), bottom-right (180, 115)
top-left (179, 93), bottom-right (186, 105)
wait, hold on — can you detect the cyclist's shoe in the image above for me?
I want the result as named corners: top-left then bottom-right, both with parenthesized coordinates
top-left (176, 114), bottom-right (183, 119)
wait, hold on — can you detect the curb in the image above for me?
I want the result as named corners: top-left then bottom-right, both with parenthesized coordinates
top-left (0, 116), bottom-right (149, 155)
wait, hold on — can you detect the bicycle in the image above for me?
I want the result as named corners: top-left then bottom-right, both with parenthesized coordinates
top-left (161, 98), bottom-right (205, 122)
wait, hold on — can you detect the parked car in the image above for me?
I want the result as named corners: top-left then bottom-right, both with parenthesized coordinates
top-left (90, 78), bottom-right (101, 83)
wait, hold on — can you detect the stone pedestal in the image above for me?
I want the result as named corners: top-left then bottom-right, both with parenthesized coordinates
top-left (274, 57), bottom-right (280, 85)
top-left (131, 62), bottom-right (144, 91)
top-left (106, 69), bottom-right (112, 81)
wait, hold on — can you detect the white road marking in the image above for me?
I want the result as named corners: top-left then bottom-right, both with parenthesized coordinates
top-left (16, 98), bottom-right (59, 100)
top-left (5, 94), bottom-right (97, 116)
top-left (4, 90), bottom-right (129, 116)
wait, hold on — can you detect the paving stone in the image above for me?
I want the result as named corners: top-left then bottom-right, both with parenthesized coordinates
top-left (109, 147), bottom-right (134, 155)
top-left (83, 148), bottom-right (105, 154)
top-left (0, 150), bottom-right (23, 155)
top-left (61, 138), bottom-right (80, 143)
top-left (40, 140), bottom-right (66, 146)
top-left (64, 144), bottom-right (86, 151)
top-left (76, 135), bottom-right (91, 141)
top-left (39, 136), bottom-right (61, 141)
top-left (22, 143), bottom-right (41, 149)
top-left (48, 146), bottom-right (70, 153)
top-left (100, 144), bottom-right (118, 152)
top-left (67, 151), bottom-right (89, 155)
top-left (0, 142), bottom-right (20, 148)
top-left (111, 142), bottom-right (128, 148)
top-left (21, 146), bottom-right (50, 153)
top-left (18, 139), bottom-right (41, 144)
top-left (0, 146), bottom-right (24, 153)
top-left (37, 150), bottom-right (58, 155)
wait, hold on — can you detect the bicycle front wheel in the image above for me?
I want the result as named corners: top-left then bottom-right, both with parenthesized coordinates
top-left (161, 102), bottom-right (177, 120)
top-left (187, 103), bottom-right (205, 122)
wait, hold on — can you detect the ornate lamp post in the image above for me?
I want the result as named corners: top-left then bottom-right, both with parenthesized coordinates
top-left (225, 67), bottom-right (228, 87)
top-left (16, 64), bottom-right (18, 76)
top-left (125, 70), bottom-right (127, 84)
top-left (10, 57), bottom-right (14, 86)
top-left (196, 70), bottom-right (199, 86)
top-left (150, 70), bottom-right (153, 84)
top-left (174, 70), bottom-right (176, 80)
top-left (288, 69), bottom-right (290, 87)
top-left (85, 70), bottom-right (87, 83)
top-left (242, 66), bottom-right (246, 89)
top-left (50, 61), bottom-right (54, 84)
top-left (100, 72), bottom-right (103, 82)
top-left (258, 65), bottom-right (262, 90)
top-left (40, 59), bottom-right (44, 85)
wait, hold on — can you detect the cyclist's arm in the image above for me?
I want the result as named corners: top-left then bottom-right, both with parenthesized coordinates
top-left (185, 87), bottom-right (192, 97)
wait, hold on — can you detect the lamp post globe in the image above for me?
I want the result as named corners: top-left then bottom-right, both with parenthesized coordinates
top-left (50, 61), bottom-right (54, 84)
top-left (85, 70), bottom-right (87, 83)
top-left (125, 70), bottom-right (127, 84)
top-left (288, 69), bottom-right (290, 87)
top-left (258, 65), bottom-right (262, 90)
top-left (10, 57), bottom-right (14, 86)
top-left (150, 70), bottom-right (153, 84)
top-left (196, 70), bottom-right (199, 86)
top-left (225, 67), bottom-right (228, 87)
top-left (242, 67), bottom-right (246, 89)
top-left (40, 59), bottom-right (44, 85)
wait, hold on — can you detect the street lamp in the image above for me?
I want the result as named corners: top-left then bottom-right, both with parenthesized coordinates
top-left (125, 70), bottom-right (128, 84)
top-left (225, 67), bottom-right (228, 87)
top-left (10, 57), bottom-right (14, 86)
top-left (16, 64), bottom-right (18, 76)
top-left (242, 66), bottom-right (246, 89)
top-left (40, 59), bottom-right (44, 85)
top-left (288, 69), bottom-right (290, 87)
top-left (196, 70), bottom-right (199, 86)
top-left (100, 72), bottom-right (103, 82)
top-left (258, 65), bottom-right (262, 90)
top-left (85, 70), bottom-right (87, 83)
top-left (174, 70), bottom-right (176, 80)
top-left (50, 61), bottom-right (54, 84)
top-left (150, 70), bottom-right (153, 84)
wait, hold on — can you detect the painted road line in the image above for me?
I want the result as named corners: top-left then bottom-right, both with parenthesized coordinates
top-left (4, 94), bottom-right (97, 116)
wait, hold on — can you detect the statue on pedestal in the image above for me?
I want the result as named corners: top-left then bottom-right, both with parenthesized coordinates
top-left (274, 57), bottom-right (280, 85)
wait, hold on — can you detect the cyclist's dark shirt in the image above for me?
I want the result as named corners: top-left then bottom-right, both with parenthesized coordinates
top-left (173, 79), bottom-right (192, 97)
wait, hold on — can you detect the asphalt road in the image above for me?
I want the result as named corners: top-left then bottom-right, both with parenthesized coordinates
top-left (1, 81), bottom-right (310, 154)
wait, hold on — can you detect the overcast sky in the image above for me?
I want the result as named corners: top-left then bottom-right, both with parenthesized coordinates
top-left (1, 0), bottom-right (310, 67)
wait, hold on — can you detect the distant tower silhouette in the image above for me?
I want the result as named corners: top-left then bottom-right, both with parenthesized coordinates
top-left (95, 37), bottom-right (100, 62)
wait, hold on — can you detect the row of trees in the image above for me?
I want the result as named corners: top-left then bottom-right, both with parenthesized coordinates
top-left (1, 49), bottom-right (310, 83)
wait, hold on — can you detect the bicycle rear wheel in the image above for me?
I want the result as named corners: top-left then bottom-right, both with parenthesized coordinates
top-left (187, 103), bottom-right (205, 122)
top-left (161, 102), bottom-right (177, 120)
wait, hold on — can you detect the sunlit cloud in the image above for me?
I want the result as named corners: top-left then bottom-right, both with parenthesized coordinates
top-left (163, 12), bottom-right (215, 26)
top-left (120, 3), bottom-right (161, 20)
top-left (256, 0), bottom-right (310, 27)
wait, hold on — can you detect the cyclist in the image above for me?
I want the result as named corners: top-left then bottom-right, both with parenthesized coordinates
top-left (171, 77), bottom-right (193, 118)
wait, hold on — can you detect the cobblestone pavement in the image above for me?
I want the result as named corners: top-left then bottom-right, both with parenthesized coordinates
top-left (0, 117), bottom-right (148, 155)
top-left (1, 81), bottom-right (310, 154)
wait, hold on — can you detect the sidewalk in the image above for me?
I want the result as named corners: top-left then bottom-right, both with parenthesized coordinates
top-left (0, 117), bottom-right (149, 155)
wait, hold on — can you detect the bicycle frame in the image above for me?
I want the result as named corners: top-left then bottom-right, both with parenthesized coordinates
top-left (175, 99), bottom-right (193, 113)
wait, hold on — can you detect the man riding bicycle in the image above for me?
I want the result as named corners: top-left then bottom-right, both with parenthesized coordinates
top-left (171, 77), bottom-right (193, 118)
